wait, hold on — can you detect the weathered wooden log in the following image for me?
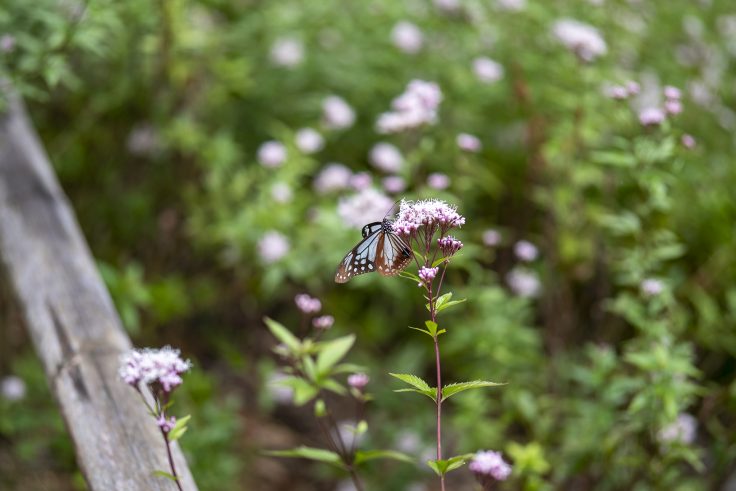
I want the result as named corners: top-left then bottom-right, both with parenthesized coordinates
top-left (0, 90), bottom-right (198, 491)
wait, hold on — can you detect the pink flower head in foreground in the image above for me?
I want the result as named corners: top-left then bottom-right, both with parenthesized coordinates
top-left (312, 315), bottom-right (334, 330)
top-left (157, 414), bottom-right (177, 433)
top-left (418, 266), bottom-right (439, 286)
top-left (393, 199), bottom-right (466, 238)
top-left (347, 373), bottom-right (370, 390)
top-left (469, 450), bottom-right (512, 483)
top-left (295, 293), bottom-right (321, 314)
top-left (119, 346), bottom-right (192, 393)
top-left (438, 236), bottom-right (463, 257)
top-left (639, 107), bottom-right (666, 126)
top-left (376, 80), bottom-right (442, 134)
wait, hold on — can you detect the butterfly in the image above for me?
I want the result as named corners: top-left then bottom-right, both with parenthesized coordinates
top-left (335, 218), bottom-right (413, 283)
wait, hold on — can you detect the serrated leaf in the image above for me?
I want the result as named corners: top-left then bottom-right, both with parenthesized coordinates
top-left (264, 317), bottom-right (300, 352)
top-left (265, 446), bottom-right (345, 469)
top-left (316, 335), bottom-right (355, 374)
top-left (168, 414), bottom-right (191, 442)
top-left (394, 388), bottom-right (437, 401)
top-left (153, 470), bottom-right (178, 481)
top-left (425, 321), bottom-right (439, 336)
top-left (441, 381), bottom-right (504, 402)
top-left (426, 454), bottom-right (474, 476)
top-left (389, 373), bottom-right (431, 391)
top-left (354, 449), bottom-right (414, 465)
top-left (408, 326), bottom-right (434, 338)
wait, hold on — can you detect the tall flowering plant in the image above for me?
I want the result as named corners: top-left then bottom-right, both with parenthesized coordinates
top-left (391, 199), bottom-right (506, 490)
top-left (119, 346), bottom-right (192, 490)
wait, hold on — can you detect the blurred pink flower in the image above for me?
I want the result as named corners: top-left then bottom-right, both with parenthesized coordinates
top-left (665, 99), bottom-right (683, 115)
top-left (391, 21), bottom-right (423, 54)
top-left (639, 107), bottom-right (666, 126)
top-left (457, 133), bottom-right (482, 152)
top-left (473, 57), bottom-right (504, 84)
top-left (427, 172), bottom-right (450, 190)
top-left (658, 413), bottom-right (697, 445)
top-left (681, 134), bottom-right (696, 149)
top-left (469, 450), bottom-right (512, 482)
top-left (349, 172), bottom-right (373, 191)
top-left (434, 0), bottom-right (461, 12)
top-left (507, 268), bottom-right (541, 298)
top-left (312, 315), bottom-right (334, 330)
top-left (640, 278), bottom-right (664, 296)
top-left (496, 0), bottom-right (526, 11)
top-left (258, 140), bottom-right (288, 168)
top-left (1, 375), bottom-right (25, 402)
top-left (258, 231), bottom-right (290, 263)
top-left (664, 85), bottom-right (682, 100)
top-left (347, 373), bottom-right (370, 390)
top-left (295, 293), bottom-right (321, 314)
top-left (323, 95), bottom-right (356, 130)
top-left (295, 128), bottom-right (324, 154)
top-left (370, 142), bottom-right (404, 172)
top-left (314, 163), bottom-right (352, 194)
top-left (382, 175), bottom-right (407, 194)
top-left (271, 182), bottom-right (293, 203)
top-left (513, 240), bottom-right (539, 261)
top-left (376, 80), bottom-right (442, 133)
top-left (270, 37), bottom-right (304, 67)
top-left (626, 80), bottom-right (641, 95)
top-left (338, 188), bottom-right (393, 228)
top-left (605, 85), bottom-right (629, 100)
top-left (482, 229), bottom-right (502, 246)
top-left (0, 34), bottom-right (16, 53)
top-left (553, 19), bottom-right (607, 62)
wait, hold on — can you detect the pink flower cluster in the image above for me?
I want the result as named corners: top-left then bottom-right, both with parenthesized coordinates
top-left (552, 19), bottom-right (607, 62)
top-left (469, 450), bottom-right (512, 482)
top-left (418, 266), bottom-right (439, 286)
top-left (393, 199), bottom-right (466, 237)
top-left (157, 414), bottom-right (177, 433)
top-left (376, 80), bottom-right (443, 133)
top-left (438, 236), bottom-right (463, 257)
top-left (347, 373), bottom-right (370, 390)
top-left (295, 294), bottom-right (321, 314)
top-left (119, 346), bottom-right (192, 393)
top-left (312, 315), bottom-right (335, 330)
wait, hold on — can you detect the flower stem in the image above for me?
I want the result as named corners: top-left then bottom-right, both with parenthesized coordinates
top-left (434, 333), bottom-right (445, 491)
top-left (162, 430), bottom-right (183, 491)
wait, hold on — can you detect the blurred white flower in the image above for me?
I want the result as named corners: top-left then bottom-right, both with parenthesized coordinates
top-left (434, 0), bottom-right (461, 13)
top-left (258, 231), bottom-right (290, 263)
top-left (369, 142), bottom-right (404, 173)
top-left (496, 0), bottom-right (526, 10)
top-left (514, 240), bottom-right (539, 261)
top-left (126, 124), bottom-right (161, 156)
top-left (391, 21), bottom-right (424, 54)
top-left (457, 133), bottom-right (482, 152)
top-left (427, 173), bottom-right (450, 190)
top-left (271, 182), bottom-right (292, 203)
top-left (552, 19), bottom-right (607, 62)
top-left (507, 268), bottom-right (541, 298)
top-left (0, 34), bottom-right (16, 53)
top-left (658, 413), bottom-right (697, 445)
top-left (322, 96), bottom-right (356, 130)
top-left (270, 37), bottom-right (304, 68)
top-left (267, 372), bottom-right (294, 404)
top-left (295, 128), bottom-right (324, 154)
top-left (473, 57), bottom-right (504, 84)
top-left (376, 80), bottom-right (443, 133)
top-left (482, 229), bottom-right (502, 246)
top-left (258, 140), bottom-right (288, 168)
top-left (640, 278), bottom-right (664, 296)
top-left (1, 375), bottom-right (26, 402)
top-left (382, 175), bottom-right (407, 194)
top-left (338, 188), bottom-right (393, 228)
top-left (314, 163), bottom-right (353, 194)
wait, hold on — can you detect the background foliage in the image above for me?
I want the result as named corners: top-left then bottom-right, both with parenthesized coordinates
top-left (1, 0), bottom-right (736, 489)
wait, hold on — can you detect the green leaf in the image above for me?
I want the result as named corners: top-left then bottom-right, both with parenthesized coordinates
top-left (279, 377), bottom-right (319, 405)
top-left (355, 420), bottom-right (368, 435)
top-left (591, 150), bottom-right (637, 168)
top-left (168, 414), bottom-right (191, 442)
top-left (314, 399), bottom-right (326, 418)
top-left (425, 320), bottom-right (439, 336)
top-left (152, 470), bottom-right (178, 481)
top-left (408, 326), bottom-right (434, 338)
top-left (265, 446), bottom-right (345, 469)
top-left (436, 298), bottom-right (467, 314)
top-left (426, 454), bottom-right (474, 476)
top-left (354, 449), bottom-right (414, 466)
top-left (264, 317), bottom-right (300, 352)
top-left (389, 373), bottom-right (437, 401)
top-left (331, 363), bottom-right (367, 374)
top-left (321, 378), bottom-right (347, 395)
top-left (316, 335), bottom-right (355, 374)
top-left (441, 381), bottom-right (504, 402)
top-left (432, 256), bottom-right (449, 268)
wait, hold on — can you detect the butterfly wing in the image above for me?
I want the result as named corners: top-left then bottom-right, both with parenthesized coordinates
top-left (335, 229), bottom-right (382, 283)
top-left (376, 232), bottom-right (413, 277)
top-left (361, 222), bottom-right (383, 239)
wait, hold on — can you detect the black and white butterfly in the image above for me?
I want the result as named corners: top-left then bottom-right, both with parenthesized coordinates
top-left (335, 219), bottom-right (413, 283)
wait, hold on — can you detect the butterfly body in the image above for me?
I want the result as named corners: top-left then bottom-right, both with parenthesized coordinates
top-left (335, 218), bottom-right (412, 283)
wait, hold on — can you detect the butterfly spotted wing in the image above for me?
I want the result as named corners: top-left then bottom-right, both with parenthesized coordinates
top-left (335, 219), bottom-right (413, 283)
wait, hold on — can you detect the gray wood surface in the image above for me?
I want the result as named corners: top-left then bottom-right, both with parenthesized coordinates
top-left (0, 91), bottom-right (198, 491)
